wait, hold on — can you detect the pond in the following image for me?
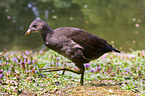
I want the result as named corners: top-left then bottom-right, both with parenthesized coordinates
top-left (0, 0), bottom-right (145, 52)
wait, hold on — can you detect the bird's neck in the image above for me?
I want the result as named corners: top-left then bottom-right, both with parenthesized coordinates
top-left (41, 27), bottom-right (54, 43)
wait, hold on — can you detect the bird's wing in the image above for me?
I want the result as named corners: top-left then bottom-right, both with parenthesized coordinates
top-left (65, 28), bottom-right (107, 49)
top-left (64, 28), bottom-right (113, 58)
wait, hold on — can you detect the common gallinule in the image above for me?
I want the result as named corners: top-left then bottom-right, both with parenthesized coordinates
top-left (25, 18), bottom-right (120, 85)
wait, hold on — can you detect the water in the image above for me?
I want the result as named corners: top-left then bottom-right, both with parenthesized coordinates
top-left (0, 0), bottom-right (145, 52)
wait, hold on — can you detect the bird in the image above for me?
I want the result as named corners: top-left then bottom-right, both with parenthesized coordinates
top-left (25, 18), bottom-right (120, 86)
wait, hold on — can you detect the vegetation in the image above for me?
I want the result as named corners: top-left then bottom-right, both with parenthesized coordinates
top-left (0, 50), bottom-right (144, 95)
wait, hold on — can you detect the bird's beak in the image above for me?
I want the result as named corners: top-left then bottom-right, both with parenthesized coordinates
top-left (25, 29), bottom-right (31, 36)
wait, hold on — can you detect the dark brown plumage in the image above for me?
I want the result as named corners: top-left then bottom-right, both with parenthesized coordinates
top-left (25, 18), bottom-right (120, 85)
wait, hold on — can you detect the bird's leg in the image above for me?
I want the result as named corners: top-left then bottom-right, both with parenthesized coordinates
top-left (39, 66), bottom-right (65, 75)
top-left (62, 70), bottom-right (65, 75)
top-left (75, 64), bottom-right (85, 86)
top-left (80, 71), bottom-right (84, 86)
top-left (39, 67), bottom-right (82, 74)
top-left (80, 67), bottom-right (85, 86)
top-left (62, 64), bottom-right (66, 75)
top-left (39, 67), bottom-right (58, 70)
top-left (39, 65), bottom-right (85, 85)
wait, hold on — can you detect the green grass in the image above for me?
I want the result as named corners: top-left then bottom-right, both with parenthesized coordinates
top-left (0, 49), bottom-right (144, 95)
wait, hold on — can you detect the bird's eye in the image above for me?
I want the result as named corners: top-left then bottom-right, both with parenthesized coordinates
top-left (32, 24), bottom-right (36, 27)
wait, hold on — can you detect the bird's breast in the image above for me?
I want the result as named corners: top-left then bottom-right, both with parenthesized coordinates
top-left (45, 38), bottom-right (88, 63)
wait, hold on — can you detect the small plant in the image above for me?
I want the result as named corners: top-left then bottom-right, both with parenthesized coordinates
top-left (0, 50), bottom-right (144, 95)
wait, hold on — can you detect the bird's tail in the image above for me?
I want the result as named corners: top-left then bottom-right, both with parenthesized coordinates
top-left (106, 44), bottom-right (120, 53)
top-left (112, 48), bottom-right (120, 53)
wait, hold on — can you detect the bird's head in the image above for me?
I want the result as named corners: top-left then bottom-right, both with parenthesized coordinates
top-left (25, 18), bottom-right (51, 36)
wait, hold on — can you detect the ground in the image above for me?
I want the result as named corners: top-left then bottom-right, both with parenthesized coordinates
top-left (0, 50), bottom-right (144, 95)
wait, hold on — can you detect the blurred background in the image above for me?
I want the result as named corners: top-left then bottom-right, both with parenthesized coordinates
top-left (0, 0), bottom-right (145, 52)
